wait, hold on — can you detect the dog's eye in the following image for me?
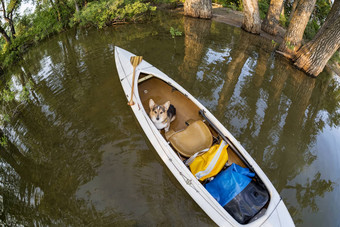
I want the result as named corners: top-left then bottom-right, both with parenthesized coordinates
top-left (160, 112), bottom-right (163, 114)
top-left (154, 111), bottom-right (157, 113)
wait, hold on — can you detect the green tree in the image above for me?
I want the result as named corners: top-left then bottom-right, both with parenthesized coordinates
top-left (0, 0), bottom-right (21, 44)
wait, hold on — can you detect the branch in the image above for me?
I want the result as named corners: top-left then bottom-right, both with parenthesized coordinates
top-left (1, 0), bottom-right (6, 19)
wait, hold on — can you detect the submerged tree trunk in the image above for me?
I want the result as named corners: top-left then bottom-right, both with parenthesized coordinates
top-left (184, 0), bottom-right (212, 19)
top-left (242, 0), bottom-right (261, 34)
top-left (278, 0), bottom-right (316, 56)
top-left (293, 3), bottom-right (340, 76)
top-left (261, 0), bottom-right (285, 35)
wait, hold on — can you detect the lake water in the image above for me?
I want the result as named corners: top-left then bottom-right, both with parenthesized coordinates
top-left (1, 11), bottom-right (339, 226)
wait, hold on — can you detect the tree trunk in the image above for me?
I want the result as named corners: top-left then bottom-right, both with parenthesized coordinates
top-left (313, 0), bottom-right (340, 40)
top-left (261, 0), bottom-right (285, 35)
top-left (5, 18), bottom-right (16, 38)
top-left (293, 7), bottom-right (340, 76)
top-left (242, 0), bottom-right (261, 34)
top-left (0, 25), bottom-right (11, 45)
top-left (278, 0), bottom-right (316, 56)
top-left (184, 0), bottom-right (212, 19)
top-left (289, 0), bottom-right (299, 22)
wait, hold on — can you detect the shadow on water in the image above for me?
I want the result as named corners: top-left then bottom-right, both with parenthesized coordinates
top-left (1, 10), bottom-right (340, 226)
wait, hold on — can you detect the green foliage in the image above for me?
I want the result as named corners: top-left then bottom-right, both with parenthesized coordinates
top-left (304, 19), bottom-right (320, 41)
top-left (313, 0), bottom-right (331, 23)
top-left (29, 5), bottom-right (65, 41)
top-left (7, 0), bottom-right (20, 13)
top-left (70, 0), bottom-right (156, 28)
top-left (279, 14), bottom-right (288, 27)
top-left (330, 51), bottom-right (340, 65)
top-left (0, 0), bottom-right (156, 74)
top-left (0, 136), bottom-right (8, 147)
top-left (169, 26), bottom-right (182, 38)
top-left (271, 39), bottom-right (277, 47)
top-left (258, 0), bottom-right (270, 19)
top-left (285, 41), bottom-right (295, 50)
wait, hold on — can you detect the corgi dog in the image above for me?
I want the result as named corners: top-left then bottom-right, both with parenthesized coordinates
top-left (149, 99), bottom-right (176, 132)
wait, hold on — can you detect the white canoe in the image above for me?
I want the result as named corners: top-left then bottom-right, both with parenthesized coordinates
top-left (114, 46), bottom-right (294, 227)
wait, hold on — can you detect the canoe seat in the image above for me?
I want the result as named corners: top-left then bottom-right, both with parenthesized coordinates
top-left (165, 120), bottom-right (213, 157)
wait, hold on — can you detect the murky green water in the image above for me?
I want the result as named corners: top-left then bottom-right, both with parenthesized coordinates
top-left (1, 11), bottom-right (340, 226)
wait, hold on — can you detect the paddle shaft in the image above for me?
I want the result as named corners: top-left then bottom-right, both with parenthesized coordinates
top-left (128, 65), bottom-right (137, 105)
top-left (128, 56), bottom-right (142, 106)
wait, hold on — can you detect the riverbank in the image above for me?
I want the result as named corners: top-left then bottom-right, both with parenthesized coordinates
top-left (203, 5), bottom-right (340, 77)
top-left (211, 6), bottom-right (285, 44)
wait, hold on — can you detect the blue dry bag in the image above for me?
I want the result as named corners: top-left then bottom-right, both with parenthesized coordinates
top-left (205, 163), bottom-right (269, 224)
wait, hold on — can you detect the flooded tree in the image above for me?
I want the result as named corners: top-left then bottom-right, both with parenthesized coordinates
top-left (293, 0), bottom-right (340, 76)
top-left (278, 0), bottom-right (316, 56)
top-left (241, 0), bottom-right (261, 34)
top-left (184, 0), bottom-right (212, 19)
top-left (261, 0), bottom-right (284, 35)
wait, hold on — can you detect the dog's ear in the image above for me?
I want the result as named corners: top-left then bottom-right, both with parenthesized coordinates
top-left (163, 101), bottom-right (170, 111)
top-left (149, 99), bottom-right (155, 110)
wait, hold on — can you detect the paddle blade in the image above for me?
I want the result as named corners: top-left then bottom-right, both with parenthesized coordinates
top-left (130, 56), bottom-right (143, 67)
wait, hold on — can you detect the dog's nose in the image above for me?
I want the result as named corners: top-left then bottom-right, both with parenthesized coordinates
top-left (156, 117), bottom-right (159, 120)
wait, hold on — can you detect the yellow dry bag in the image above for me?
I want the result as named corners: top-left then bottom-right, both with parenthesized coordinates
top-left (187, 140), bottom-right (228, 181)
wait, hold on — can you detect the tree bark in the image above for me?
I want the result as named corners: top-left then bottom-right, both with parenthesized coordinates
top-left (293, 6), bottom-right (340, 76)
top-left (289, 0), bottom-right (299, 22)
top-left (278, 0), bottom-right (316, 56)
top-left (242, 0), bottom-right (261, 34)
top-left (261, 0), bottom-right (285, 35)
top-left (184, 0), bottom-right (212, 19)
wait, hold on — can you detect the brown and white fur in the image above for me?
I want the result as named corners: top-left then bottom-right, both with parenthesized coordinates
top-left (149, 99), bottom-right (176, 132)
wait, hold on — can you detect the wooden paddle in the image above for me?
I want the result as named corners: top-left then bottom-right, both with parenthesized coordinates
top-left (128, 55), bottom-right (143, 106)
